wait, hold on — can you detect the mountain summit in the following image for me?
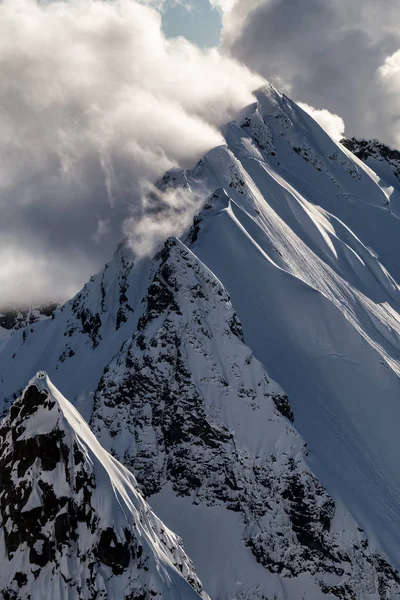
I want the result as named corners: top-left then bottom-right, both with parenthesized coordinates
top-left (0, 85), bottom-right (400, 598)
top-left (0, 372), bottom-right (207, 600)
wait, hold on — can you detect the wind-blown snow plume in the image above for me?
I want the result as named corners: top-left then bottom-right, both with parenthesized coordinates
top-left (298, 103), bottom-right (345, 142)
top-left (0, 0), bottom-right (262, 305)
top-left (123, 183), bottom-right (204, 256)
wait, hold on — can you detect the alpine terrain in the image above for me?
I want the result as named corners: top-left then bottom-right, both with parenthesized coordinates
top-left (0, 372), bottom-right (208, 600)
top-left (1, 84), bottom-right (400, 599)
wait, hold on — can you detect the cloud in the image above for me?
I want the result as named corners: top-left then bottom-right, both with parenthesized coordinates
top-left (209, 0), bottom-right (236, 12)
top-left (219, 0), bottom-right (400, 148)
top-left (123, 183), bottom-right (203, 256)
top-left (0, 0), bottom-right (262, 306)
top-left (376, 51), bottom-right (400, 145)
top-left (298, 103), bottom-right (345, 142)
top-left (0, 239), bottom-right (94, 306)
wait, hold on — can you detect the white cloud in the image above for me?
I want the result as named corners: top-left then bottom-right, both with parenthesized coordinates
top-left (0, 241), bottom-right (93, 306)
top-left (298, 103), bottom-right (345, 142)
top-left (379, 50), bottom-right (400, 81)
top-left (123, 183), bottom-right (202, 256)
top-left (376, 50), bottom-right (400, 146)
top-left (209, 0), bottom-right (236, 12)
top-left (0, 0), bottom-right (262, 305)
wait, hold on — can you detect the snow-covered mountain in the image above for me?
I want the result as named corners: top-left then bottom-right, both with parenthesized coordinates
top-left (342, 137), bottom-right (400, 188)
top-left (0, 304), bottom-right (58, 332)
top-left (341, 137), bottom-right (400, 220)
top-left (92, 237), bottom-right (400, 599)
top-left (0, 304), bottom-right (59, 347)
top-left (1, 84), bottom-right (400, 598)
top-left (0, 372), bottom-right (207, 600)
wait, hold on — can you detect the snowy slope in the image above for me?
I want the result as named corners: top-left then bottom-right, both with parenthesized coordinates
top-left (341, 137), bottom-right (400, 218)
top-left (173, 86), bottom-right (400, 565)
top-left (91, 237), bottom-right (400, 600)
top-left (0, 372), bottom-right (207, 600)
top-left (0, 304), bottom-right (59, 332)
top-left (0, 304), bottom-right (58, 350)
top-left (0, 247), bottom-right (156, 421)
top-left (0, 84), bottom-right (400, 598)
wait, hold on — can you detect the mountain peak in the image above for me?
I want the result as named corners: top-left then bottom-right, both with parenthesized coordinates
top-left (0, 374), bottom-right (207, 600)
top-left (9, 371), bottom-right (61, 429)
top-left (253, 83), bottom-right (284, 114)
top-left (1, 85), bottom-right (400, 599)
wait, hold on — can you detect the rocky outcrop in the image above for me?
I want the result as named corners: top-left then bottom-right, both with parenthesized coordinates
top-left (0, 373), bottom-right (208, 600)
top-left (342, 137), bottom-right (400, 182)
top-left (0, 303), bottom-right (58, 331)
top-left (92, 237), bottom-right (400, 599)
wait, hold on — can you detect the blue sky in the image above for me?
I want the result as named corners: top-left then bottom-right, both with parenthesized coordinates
top-left (162, 0), bottom-right (222, 48)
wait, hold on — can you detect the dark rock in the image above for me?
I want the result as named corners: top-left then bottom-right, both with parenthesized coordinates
top-left (95, 528), bottom-right (131, 575)
top-left (272, 394), bottom-right (294, 423)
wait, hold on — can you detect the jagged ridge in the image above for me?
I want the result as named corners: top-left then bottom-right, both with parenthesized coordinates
top-left (92, 237), bottom-right (400, 600)
top-left (0, 372), bottom-right (207, 600)
top-left (0, 85), bottom-right (400, 599)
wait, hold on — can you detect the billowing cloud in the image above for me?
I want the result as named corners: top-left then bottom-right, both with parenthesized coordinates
top-left (209, 0), bottom-right (236, 12)
top-left (298, 103), bottom-right (345, 142)
top-left (123, 183), bottom-right (202, 256)
top-left (218, 0), bottom-right (400, 148)
top-left (376, 51), bottom-right (400, 145)
top-left (0, 0), bottom-right (262, 305)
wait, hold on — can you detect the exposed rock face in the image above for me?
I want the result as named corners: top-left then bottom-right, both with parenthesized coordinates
top-left (0, 244), bottom-right (151, 416)
top-left (92, 237), bottom-right (400, 599)
top-left (64, 246), bottom-right (135, 349)
top-left (0, 303), bottom-right (58, 331)
top-left (0, 373), bottom-right (208, 600)
top-left (342, 137), bottom-right (400, 182)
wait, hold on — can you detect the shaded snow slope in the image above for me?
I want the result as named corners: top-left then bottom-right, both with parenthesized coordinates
top-left (0, 304), bottom-right (59, 332)
top-left (171, 86), bottom-right (400, 567)
top-left (92, 237), bottom-right (400, 600)
top-left (0, 246), bottom-right (156, 421)
top-left (341, 137), bottom-right (400, 218)
top-left (0, 303), bottom-right (58, 350)
top-left (0, 372), bottom-right (207, 600)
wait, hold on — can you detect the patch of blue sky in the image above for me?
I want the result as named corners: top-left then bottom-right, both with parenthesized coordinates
top-left (162, 0), bottom-right (222, 48)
